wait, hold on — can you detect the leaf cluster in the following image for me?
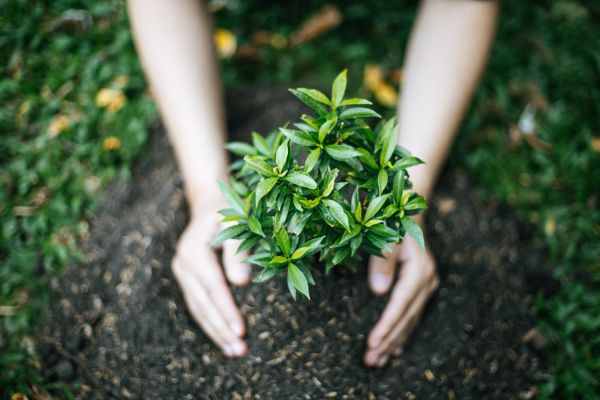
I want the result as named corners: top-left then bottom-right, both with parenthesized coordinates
top-left (214, 70), bottom-right (427, 299)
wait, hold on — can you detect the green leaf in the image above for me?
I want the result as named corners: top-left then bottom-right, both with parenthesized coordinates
top-left (236, 235), bottom-right (261, 254)
top-left (275, 228), bottom-right (291, 257)
top-left (289, 88), bottom-right (328, 115)
top-left (339, 107), bottom-right (381, 119)
top-left (254, 268), bottom-right (279, 283)
top-left (402, 217), bottom-right (425, 250)
top-left (244, 155), bottom-right (276, 177)
top-left (288, 211), bottom-right (313, 235)
top-left (287, 273), bottom-right (297, 300)
top-left (365, 218), bottom-right (384, 228)
top-left (255, 177), bottom-right (279, 205)
top-left (356, 148), bottom-right (379, 169)
top-left (275, 138), bottom-right (289, 172)
top-left (340, 97), bottom-right (373, 106)
top-left (324, 144), bottom-right (362, 160)
top-left (364, 194), bottom-right (390, 222)
top-left (304, 147), bottom-right (321, 173)
top-left (210, 224), bottom-right (247, 247)
top-left (393, 170), bottom-right (405, 206)
top-left (404, 196), bottom-right (428, 212)
top-left (285, 171), bottom-right (318, 189)
top-left (247, 217), bottom-right (265, 237)
top-left (391, 156), bottom-right (425, 171)
top-left (225, 141), bottom-right (257, 156)
top-left (291, 236), bottom-right (325, 260)
top-left (322, 169), bottom-right (339, 197)
top-left (331, 69), bottom-right (347, 108)
top-left (332, 247), bottom-right (350, 266)
top-left (252, 132), bottom-right (272, 157)
top-left (218, 181), bottom-right (245, 216)
top-left (295, 88), bottom-right (331, 106)
top-left (288, 263), bottom-right (310, 299)
top-left (280, 127), bottom-right (318, 147)
top-left (377, 168), bottom-right (388, 195)
top-left (270, 255), bottom-right (288, 265)
top-left (322, 199), bottom-right (350, 231)
top-left (355, 204), bottom-right (363, 222)
top-left (380, 123), bottom-right (398, 167)
top-left (318, 116), bottom-right (337, 143)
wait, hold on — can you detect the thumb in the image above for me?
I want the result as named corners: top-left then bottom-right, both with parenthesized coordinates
top-left (222, 239), bottom-right (251, 286)
top-left (368, 246), bottom-right (398, 295)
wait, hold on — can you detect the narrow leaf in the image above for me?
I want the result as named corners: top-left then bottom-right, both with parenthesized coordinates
top-left (247, 217), bottom-right (265, 237)
top-left (318, 117), bottom-right (337, 143)
top-left (322, 199), bottom-right (350, 231)
top-left (285, 171), bottom-right (318, 189)
top-left (377, 168), bottom-right (388, 195)
top-left (289, 88), bottom-right (328, 115)
top-left (254, 267), bottom-right (278, 283)
top-left (331, 69), bottom-right (347, 108)
top-left (295, 88), bottom-right (331, 106)
top-left (275, 138), bottom-right (289, 172)
top-left (218, 181), bottom-right (245, 215)
top-left (364, 194), bottom-right (390, 222)
top-left (290, 236), bottom-right (325, 260)
top-left (393, 170), bottom-right (405, 206)
top-left (225, 141), bottom-right (257, 156)
top-left (210, 224), bottom-right (247, 247)
top-left (324, 144), bottom-right (362, 160)
top-left (275, 228), bottom-right (291, 257)
top-left (255, 177), bottom-right (279, 205)
top-left (402, 217), bottom-right (425, 249)
top-left (280, 127), bottom-right (318, 147)
top-left (340, 97), bottom-right (373, 106)
top-left (339, 107), bottom-right (381, 119)
top-left (244, 155), bottom-right (276, 177)
top-left (288, 263), bottom-right (310, 299)
top-left (304, 147), bottom-right (321, 173)
top-left (252, 132), bottom-right (272, 157)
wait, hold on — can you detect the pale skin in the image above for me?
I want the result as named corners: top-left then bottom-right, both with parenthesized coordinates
top-left (128, 0), bottom-right (499, 366)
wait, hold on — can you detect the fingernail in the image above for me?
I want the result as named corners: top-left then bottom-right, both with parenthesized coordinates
top-left (223, 345), bottom-right (232, 357)
top-left (231, 341), bottom-right (244, 356)
top-left (376, 355), bottom-right (389, 367)
top-left (365, 351), bottom-right (378, 366)
top-left (230, 321), bottom-right (244, 337)
top-left (372, 273), bottom-right (390, 292)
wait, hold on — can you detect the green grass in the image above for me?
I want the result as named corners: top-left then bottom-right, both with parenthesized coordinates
top-left (1, 0), bottom-right (598, 398)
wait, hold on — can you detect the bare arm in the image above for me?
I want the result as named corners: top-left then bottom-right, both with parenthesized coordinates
top-left (365, 0), bottom-right (499, 367)
top-left (128, 0), bottom-right (250, 358)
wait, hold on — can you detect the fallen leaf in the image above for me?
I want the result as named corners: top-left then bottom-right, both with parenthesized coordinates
top-left (363, 63), bottom-right (384, 91)
top-left (96, 88), bottom-right (127, 112)
top-left (290, 5), bottom-right (342, 47)
top-left (591, 137), bottom-right (600, 153)
top-left (214, 28), bottom-right (237, 58)
top-left (374, 82), bottom-right (398, 108)
top-left (544, 216), bottom-right (556, 237)
top-left (252, 31), bottom-right (288, 49)
top-left (47, 114), bottom-right (70, 137)
top-left (102, 136), bottom-right (122, 151)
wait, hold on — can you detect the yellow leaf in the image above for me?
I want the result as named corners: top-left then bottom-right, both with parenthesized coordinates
top-left (591, 137), bottom-right (600, 153)
top-left (102, 136), bottom-right (121, 151)
top-left (374, 82), bottom-right (398, 108)
top-left (363, 63), bottom-right (384, 91)
top-left (544, 216), bottom-right (556, 237)
top-left (214, 28), bottom-right (237, 58)
top-left (96, 88), bottom-right (127, 113)
top-left (47, 114), bottom-right (70, 138)
top-left (11, 392), bottom-right (29, 400)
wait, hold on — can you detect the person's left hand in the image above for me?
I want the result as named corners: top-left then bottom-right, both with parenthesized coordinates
top-left (363, 229), bottom-right (439, 367)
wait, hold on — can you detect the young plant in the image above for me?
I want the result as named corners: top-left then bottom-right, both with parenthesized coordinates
top-left (212, 70), bottom-right (427, 300)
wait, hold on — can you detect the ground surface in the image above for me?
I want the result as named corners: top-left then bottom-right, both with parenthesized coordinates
top-left (41, 88), bottom-right (551, 399)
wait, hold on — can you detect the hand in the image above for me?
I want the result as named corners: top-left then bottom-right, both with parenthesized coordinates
top-left (171, 203), bottom-right (251, 358)
top-left (363, 227), bottom-right (439, 367)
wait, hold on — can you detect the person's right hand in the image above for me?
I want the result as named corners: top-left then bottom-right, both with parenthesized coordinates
top-left (171, 203), bottom-right (251, 358)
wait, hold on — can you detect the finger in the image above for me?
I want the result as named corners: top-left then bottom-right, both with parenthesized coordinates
top-left (222, 239), bottom-right (251, 286)
top-left (367, 264), bottom-right (422, 349)
top-left (392, 346), bottom-right (403, 357)
top-left (173, 258), bottom-right (247, 357)
top-left (367, 285), bottom-right (430, 362)
top-left (192, 250), bottom-right (247, 338)
top-left (368, 250), bottom-right (397, 295)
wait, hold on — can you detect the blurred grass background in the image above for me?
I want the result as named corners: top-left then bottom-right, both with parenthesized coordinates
top-left (1, 0), bottom-right (599, 398)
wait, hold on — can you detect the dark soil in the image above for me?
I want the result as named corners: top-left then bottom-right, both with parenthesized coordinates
top-left (41, 88), bottom-right (552, 399)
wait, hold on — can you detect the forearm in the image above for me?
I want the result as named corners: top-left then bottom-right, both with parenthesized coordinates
top-left (128, 0), bottom-right (227, 215)
top-left (398, 0), bottom-right (499, 200)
